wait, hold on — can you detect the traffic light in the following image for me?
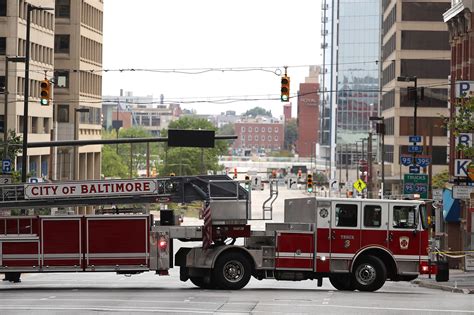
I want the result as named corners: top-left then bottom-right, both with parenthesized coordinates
top-left (233, 168), bottom-right (238, 179)
top-left (281, 75), bottom-right (290, 102)
top-left (40, 79), bottom-right (51, 106)
top-left (307, 174), bottom-right (313, 193)
top-left (244, 175), bottom-right (250, 190)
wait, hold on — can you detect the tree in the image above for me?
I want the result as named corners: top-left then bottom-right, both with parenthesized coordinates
top-left (101, 145), bottom-right (129, 178)
top-left (284, 118), bottom-right (298, 150)
top-left (0, 130), bottom-right (23, 182)
top-left (160, 117), bottom-right (226, 176)
top-left (217, 123), bottom-right (235, 150)
top-left (432, 170), bottom-right (449, 189)
top-left (444, 97), bottom-right (474, 158)
top-left (101, 127), bottom-right (160, 178)
top-left (242, 107), bottom-right (272, 118)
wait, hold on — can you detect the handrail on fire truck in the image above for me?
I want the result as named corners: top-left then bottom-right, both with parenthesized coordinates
top-left (261, 179), bottom-right (278, 220)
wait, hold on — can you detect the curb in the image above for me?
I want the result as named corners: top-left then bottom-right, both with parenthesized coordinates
top-left (412, 279), bottom-right (474, 294)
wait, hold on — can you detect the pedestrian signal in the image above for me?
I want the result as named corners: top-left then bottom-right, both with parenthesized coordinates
top-left (40, 79), bottom-right (51, 106)
top-left (281, 75), bottom-right (290, 102)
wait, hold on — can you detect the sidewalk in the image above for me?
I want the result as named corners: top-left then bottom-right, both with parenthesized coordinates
top-left (412, 269), bottom-right (474, 294)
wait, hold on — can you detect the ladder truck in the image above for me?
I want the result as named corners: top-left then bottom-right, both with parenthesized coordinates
top-left (0, 175), bottom-right (435, 291)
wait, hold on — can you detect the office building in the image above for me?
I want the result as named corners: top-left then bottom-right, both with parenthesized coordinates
top-left (381, 0), bottom-right (450, 194)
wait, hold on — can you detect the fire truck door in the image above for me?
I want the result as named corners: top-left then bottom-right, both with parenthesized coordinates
top-left (275, 231), bottom-right (315, 271)
top-left (388, 203), bottom-right (421, 258)
top-left (360, 202), bottom-right (388, 248)
top-left (330, 201), bottom-right (361, 272)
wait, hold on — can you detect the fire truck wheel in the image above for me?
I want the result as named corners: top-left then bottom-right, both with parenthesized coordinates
top-left (189, 276), bottom-right (215, 289)
top-left (213, 252), bottom-right (251, 290)
top-left (353, 255), bottom-right (387, 292)
top-left (328, 274), bottom-right (355, 291)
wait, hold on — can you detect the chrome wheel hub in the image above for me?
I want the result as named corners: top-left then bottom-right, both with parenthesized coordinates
top-left (223, 260), bottom-right (244, 283)
top-left (356, 264), bottom-right (376, 285)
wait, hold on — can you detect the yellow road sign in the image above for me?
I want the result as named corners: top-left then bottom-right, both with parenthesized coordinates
top-left (353, 179), bottom-right (367, 193)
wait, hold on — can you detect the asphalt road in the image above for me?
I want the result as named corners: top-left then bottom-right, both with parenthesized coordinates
top-left (1, 270), bottom-right (473, 314)
top-left (2, 187), bottom-right (473, 314)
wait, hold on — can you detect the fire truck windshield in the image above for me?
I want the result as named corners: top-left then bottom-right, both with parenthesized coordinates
top-left (419, 204), bottom-right (429, 230)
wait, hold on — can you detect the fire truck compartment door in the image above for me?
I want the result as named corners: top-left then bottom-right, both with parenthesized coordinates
top-left (275, 231), bottom-right (315, 271)
top-left (41, 217), bottom-right (82, 271)
top-left (0, 236), bottom-right (40, 271)
top-left (85, 216), bottom-right (150, 271)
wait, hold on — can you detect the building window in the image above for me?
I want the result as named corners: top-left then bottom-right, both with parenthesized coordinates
top-left (0, 0), bottom-right (6, 16)
top-left (274, 127), bottom-right (278, 133)
top-left (241, 127), bottom-right (245, 132)
top-left (254, 136), bottom-right (258, 141)
top-left (0, 37), bottom-right (6, 55)
top-left (261, 127), bottom-right (265, 132)
top-left (55, 35), bottom-right (70, 53)
top-left (261, 135), bottom-right (265, 141)
top-left (55, 0), bottom-right (70, 18)
top-left (0, 76), bottom-right (5, 94)
top-left (268, 135), bottom-right (272, 141)
top-left (274, 136), bottom-right (278, 141)
top-left (58, 104), bottom-right (69, 123)
top-left (248, 135), bottom-right (251, 141)
top-left (248, 127), bottom-right (252, 132)
top-left (255, 127), bottom-right (259, 132)
top-left (268, 127), bottom-right (272, 132)
top-left (54, 70), bottom-right (69, 88)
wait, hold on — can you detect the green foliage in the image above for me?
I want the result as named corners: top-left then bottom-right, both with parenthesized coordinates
top-left (160, 117), bottom-right (226, 176)
top-left (0, 130), bottom-right (22, 160)
top-left (313, 172), bottom-right (328, 185)
top-left (432, 169), bottom-right (449, 189)
top-left (242, 107), bottom-right (272, 118)
top-left (217, 123), bottom-right (235, 148)
top-left (284, 118), bottom-right (298, 150)
top-left (269, 150), bottom-right (293, 157)
top-left (444, 98), bottom-right (474, 158)
top-left (101, 127), bottom-right (161, 178)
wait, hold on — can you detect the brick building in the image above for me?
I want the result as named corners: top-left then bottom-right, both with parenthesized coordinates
top-left (233, 117), bottom-right (284, 153)
top-left (296, 66), bottom-right (320, 157)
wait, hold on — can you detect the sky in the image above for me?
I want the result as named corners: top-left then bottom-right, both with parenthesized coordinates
top-left (102, 0), bottom-right (322, 117)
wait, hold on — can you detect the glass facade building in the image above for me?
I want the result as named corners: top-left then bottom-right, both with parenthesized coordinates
top-left (320, 0), bottom-right (380, 178)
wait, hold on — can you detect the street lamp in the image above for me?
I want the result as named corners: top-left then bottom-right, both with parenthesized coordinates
top-left (74, 108), bottom-right (90, 180)
top-left (397, 76), bottom-right (418, 162)
top-left (3, 56), bottom-right (26, 159)
top-left (370, 116), bottom-right (385, 198)
top-left (21, 3), bottom-right (54, 183)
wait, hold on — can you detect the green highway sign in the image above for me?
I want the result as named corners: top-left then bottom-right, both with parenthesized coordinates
top-left (403, 174), bottom-right (428, 199)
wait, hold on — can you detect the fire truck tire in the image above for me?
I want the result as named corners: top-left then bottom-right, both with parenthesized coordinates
top-left (353, 255), bottom-right (387, 292)
top-left (328, 274), bottom-right (355, 291)
top-left (189, 277), bottom-right (215, 289)
top-left (213, 252), bottom-right (251, 290)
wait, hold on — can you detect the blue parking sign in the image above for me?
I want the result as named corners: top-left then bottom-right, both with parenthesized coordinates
top-left (2, 159), bottom-right (12, 173)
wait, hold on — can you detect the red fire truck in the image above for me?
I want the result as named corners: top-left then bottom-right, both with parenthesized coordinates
top-left (0, 175), bottom-right (434, 291)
